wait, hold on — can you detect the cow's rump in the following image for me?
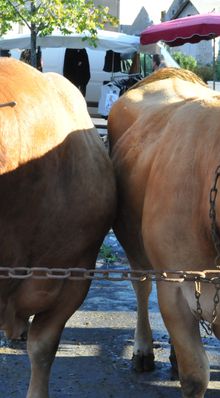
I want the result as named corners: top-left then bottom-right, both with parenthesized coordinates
top-left (0, 58), bottom-right (116, 398)
top-left (108, 67), bottom-right (220, 398)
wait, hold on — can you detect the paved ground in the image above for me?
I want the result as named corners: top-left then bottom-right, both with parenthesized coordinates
top-left (0, 232), bottom-right (220, 397)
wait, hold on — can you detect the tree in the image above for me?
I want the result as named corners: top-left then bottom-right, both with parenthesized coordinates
top-left (0, 0), bottom-right (118, 67)
top-left (172, 51), bottom-right (197, 71)
top-left (172, 50), bottom-right (217, 83)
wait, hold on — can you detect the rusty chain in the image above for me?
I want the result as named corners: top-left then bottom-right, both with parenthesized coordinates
top-left (194, 280), bottom-right (220, 335)
top-left (192, 164), bottom-right (220, 334)
top-left (1, 266), bottom-right (220, 336)
top-left (0, 266), bottom-right (220, 283)
top-left (209, 164), bottom-right (220, 268)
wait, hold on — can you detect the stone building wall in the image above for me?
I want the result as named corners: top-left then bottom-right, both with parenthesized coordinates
top-left (166, 1), bottom-right (216, 66)
top-left (94, 0), bottom-right (120, 31)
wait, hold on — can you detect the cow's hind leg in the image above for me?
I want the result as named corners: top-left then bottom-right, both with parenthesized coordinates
top-left (132, 279), bottom-right (155, 372)
top-left (157, 282), bottom-right (209, 398)
top-left (26, 280), bottom-right (90, 398)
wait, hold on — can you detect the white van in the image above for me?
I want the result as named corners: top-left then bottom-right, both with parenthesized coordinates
top-left (41, 47), bottom-right (132, 105)
top-left (2, 30), bottom-right (179, 106)
top-left (10, 46), bottom-right (132, 105)
top-left (42, 46), bottom-right (179, 104)
top-left (10, 44), bottom-right (179, 106)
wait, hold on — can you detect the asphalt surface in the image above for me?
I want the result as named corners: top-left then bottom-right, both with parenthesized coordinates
top-left (0, 232), bottom-right (220, 397)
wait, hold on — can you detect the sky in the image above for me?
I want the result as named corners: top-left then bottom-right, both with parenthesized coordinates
top-left (120, 0), bottom-right (173, 25)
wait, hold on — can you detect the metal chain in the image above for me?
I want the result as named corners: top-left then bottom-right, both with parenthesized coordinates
top-left (195, 281), bottom-right (213, 335)
top-left (212, 282), bottom-right (220, 323)
top-left (195, 279), bottom-right (220, 335)
top-left (1, 266), bottom-right (220, 336)
top-left (0, 266), bottom-right (220, 282)
top-left (209, 164), bottom-right (220, 267)
top-left (196, 165), bottom-right (220, 335)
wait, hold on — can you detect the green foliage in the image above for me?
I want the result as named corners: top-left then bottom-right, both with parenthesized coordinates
top-left (0, 0), bottom-right (118, 66)
top-left (172, 50), bottom-right (216, 83)
top-left (194, 65), bottom-right (213, 83)
top-left (99, 244), bottom-right (118, 263)
top-left (172, 51), bottom-right (197, 71)
top-left (215, 58), bottom-right (220, 81)
top-left (140, 53), bottom-right (153, 76)
top-left (0, 0), bottom-right (118, 36)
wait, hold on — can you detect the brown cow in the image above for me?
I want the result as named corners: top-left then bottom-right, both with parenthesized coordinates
top-left (108, 68), bottom-right (220, 398)
top-left (0, 58), bottom-right (116, 398)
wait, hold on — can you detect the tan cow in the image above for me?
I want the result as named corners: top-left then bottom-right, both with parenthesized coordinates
top-left (108, 67), bottom-right (220, 398)
top-left (0, 58), bottom-right (116, 398)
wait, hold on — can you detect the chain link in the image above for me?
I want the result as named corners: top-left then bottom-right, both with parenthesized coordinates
top-left (1, 266), bottom-right (220, 336)
top-left (195, 165), bottom-right (220, 334)
top-left (0, 266), bottom-right (220, 282)
top-left (209, 164), bottom-right (220, 267)
top-left (194, 281), bottom-right (213, 335)
top-left (212, 282), bottom-right (220, 323)
top-left (194, 278), bottom-right (220, 335)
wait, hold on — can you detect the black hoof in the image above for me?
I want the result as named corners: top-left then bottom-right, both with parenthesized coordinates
top-left (169, 350), bottom-right (179, 378)
top-left (20, 330), bottom-right (28, 341)
top-left (132, 353), bottom-right (155, 372)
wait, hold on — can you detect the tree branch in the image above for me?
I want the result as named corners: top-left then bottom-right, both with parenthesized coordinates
top-left (6, 0), bottom-right (31, 30)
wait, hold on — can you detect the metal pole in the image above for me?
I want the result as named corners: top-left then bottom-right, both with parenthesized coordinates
top-left (213, 37), bottom-right (216, 90)
top-left (111, 51), bottom-right (115, 81)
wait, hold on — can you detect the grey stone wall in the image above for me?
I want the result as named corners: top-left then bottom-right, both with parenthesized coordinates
top-left (94, 0), bottom-right (120, 31)
top-left (165, 1), bottom-right (216, 66)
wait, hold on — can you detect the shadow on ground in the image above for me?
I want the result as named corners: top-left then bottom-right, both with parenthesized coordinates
top-left (0, 231), bottom-right (219, 397)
